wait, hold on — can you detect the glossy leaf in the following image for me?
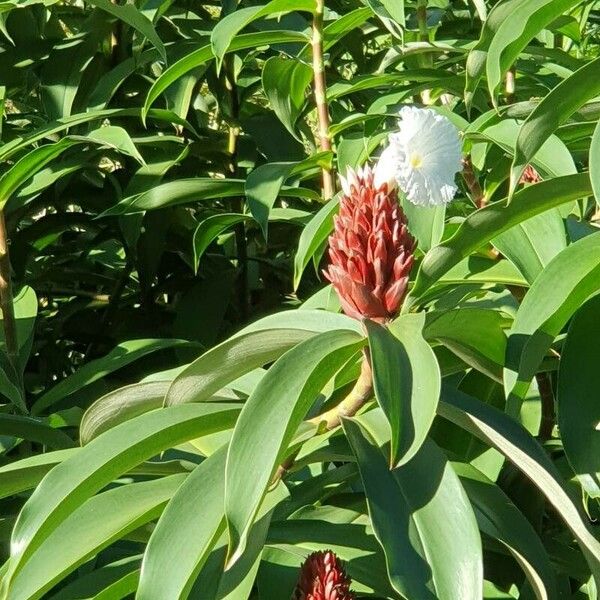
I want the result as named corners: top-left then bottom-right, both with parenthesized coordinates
top-left (505, 232), bottom-right (600, 413)
top-left (557, 294), bottom-right (600, 498)
top-left (510, 56), bottom-right (600, 194)
top-left (344, 415), bottom-right (483, 600)
top-left (225, 329), bottom-right (364, 562)
top-left (366, 314), bottom-right (440, 467)
top-left (410, 173), bottom-right (591, 300)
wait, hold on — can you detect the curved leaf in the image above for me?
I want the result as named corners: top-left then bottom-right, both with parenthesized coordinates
top-left (7, 403), bottom-right (240, 583)
top-left (225, 329), bottom-right (364, 562)
top-left (504, 232), bottom-right (600, 413)
top-left (344, 415), bottom-right (483, 600)
top-left (511, 56), bottom-right (600, 194)
top-left (410, 173), bottom-right (591, 300)
top-left (557, 294), bottom-right (600, 498)
top-left (367, 313), bottom-right (440, 467)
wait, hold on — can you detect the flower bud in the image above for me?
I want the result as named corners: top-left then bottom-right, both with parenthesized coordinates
top-left (324, 166), bottom-right (416, 323)
top-left (293, 550), bottom-right (354, 600)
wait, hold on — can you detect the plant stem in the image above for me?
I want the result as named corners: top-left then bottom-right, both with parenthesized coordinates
top-left (0, 210), bottom-right (19, 374)
top-left (308, 352), bottom-right (373, 430)
top-left (416, 0), bottom-right (432, 104)
top-left (505, 67), bottom-right (516, 104)
top-left (311, 0), bottom-right (335, 199)
top-left (462, 155), bottom-right (486, 209)
top-left (224, 57), bottom-right (249, 321)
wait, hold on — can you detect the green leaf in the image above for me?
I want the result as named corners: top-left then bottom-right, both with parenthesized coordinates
top-left (410, 173), bottom-right (591, 300)
top-left (193, 213), bottom-right (250, 272)
top-left (32, 339), bottom-right (195, 415)
top-left (7, 475), bottom-right (186, 600)
top-left (484, 0), bottom-right (583, 105)
top-left (0, 415), bottom-right (74, 450)
top-left (85, 0), bottom-right (166, 61)
top-left (143, 32), bottom-right (309, 119)
top-left (293, 195), bottom-right (339, 290)
top-left (85, 125), bottom-right (145, 165)
top-left (510, 56), bottom-right (600, 195)
top-left (504, 232), bottom-right (600, 414)
top-left (137, 448), bottom-right (227, 600)
top-left (0, 139), bottom-right (79, 208)
top-left (455, 463), bottom-right (557, 600)
top-left (589, 115), bottom-right (600, 207)
top-left (476, 119), bottom-right (576, 180)
top-left (557, 294), bottom-right (600, 498)
top-left (262, 56), bottom-right (313, 140)
top-left (7, 403), bottom-right (240, 583)
top-left (80, 381), bottom-right (168, 445)
top-left (225, 329), bottom-right (364, 562)
top-left (492, 210), bottom-right (567, 284)
top-left (439, 385), bottom-right (600, 582)
top-left (366, 314), bottom-right (440, 467)
top-left (210, 0), bottom-right (315, 70)
top-left (0, 450), bottom-right (77, 500)
top-left (400, 199), bottom-right (445, 253)
top-left (422, 308), bottom-right (509, 381)
top-left (343, 415), bottom-right (483, 600)
top-left (245, 152), bottom-right (332, 237)
top-left (101, 179), bottom-right (245, 216)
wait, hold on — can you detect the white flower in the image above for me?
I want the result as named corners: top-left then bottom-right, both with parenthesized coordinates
top-left (374, 106), bottom-right (463, 207)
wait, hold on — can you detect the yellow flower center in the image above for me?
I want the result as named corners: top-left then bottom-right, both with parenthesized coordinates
top-left (409, 153), bottom-right (423, 169)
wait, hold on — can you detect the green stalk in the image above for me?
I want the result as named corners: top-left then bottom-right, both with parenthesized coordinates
top-left (311, 0), bottom-right (335, 199)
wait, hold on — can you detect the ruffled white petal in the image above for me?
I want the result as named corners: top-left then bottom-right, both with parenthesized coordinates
top-left (374, 106), bottom-right (463, 207)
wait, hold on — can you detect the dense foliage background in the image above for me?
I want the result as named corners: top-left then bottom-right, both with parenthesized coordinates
top-left (0, 0), bottom-right (600, 598)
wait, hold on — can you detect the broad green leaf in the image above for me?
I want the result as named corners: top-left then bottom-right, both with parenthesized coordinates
top-left (225, 329), bottom-right (364, 562)
top-left (422, 308), bottom-right (509, 381)
top-left (410, 173), bottom-right (591, 300)
top-left (32, 339), bottom-right (195, 415)
top-left (85, 125), bottom-right (145, 165)
top-left (101, 179), bottom-right (244, 216)
top-left (0, 415), bottom-right (73, 450)
top-left (492, 210), bottom-right (567, 284)
top-left (262, 56), bottom-right (313, 140)
top-left (343, 415), bottom-right (483, 600)
top-left (0, 450), bottom-right (77, 500)
top-left (504, 232), bottom-right (600, 414)
top-left (293, 196), bottom-right (339, 290)
top-left (0, 108), bottom-right (194, 162)
top-left (193, 214), bottom-right (250, 272)
top-left (210, 0), bottom-right (315, 69)
top-left (0, 139), bottom-right (79, 208)
top-left (437, 257), bottom-right (528, 288)
top-left (46, 556), bottom-right (141, 600)
top-left (166, 330), bottom-right (314, 406)
top-left (557, 294), bottom-right (600, 498)
top-left (476, 119), bottom-right (576, 180)
top-left (589, 116), bottom-right (600, 207)
top-left (400, 199), bottom-right (445, 253)
top-left (7, 403), bottom-right (239, 583)
top-left (245, 152), bottom-right (332, 237)
top-left (80, 382), bottom-right (169, 445)
top-left (137, 448), bottom-right (227, 600)
top-left (143, 32), bottom-right (309, 119)
top-left (7, 476), bottom-right (186, 600)
top-left (455, 463), bottom-right (557, 600)
top-left (484, 0), bottom-right (583, 104)
top-left (439, 386), bottom-right (600, 583)
top-left (510, 56), bottom-right (600, 194)
top-left (85, 0), bottom-right (166, 61)
top-left (366, 314), bottom-right (440, 467)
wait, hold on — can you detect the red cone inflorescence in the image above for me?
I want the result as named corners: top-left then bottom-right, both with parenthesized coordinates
top-left (323, 166), bottom-right (416, 323)
top-left (293, 551), bottom-right (355, 600)
top-left (519, 164), bottom-right (542, 184)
